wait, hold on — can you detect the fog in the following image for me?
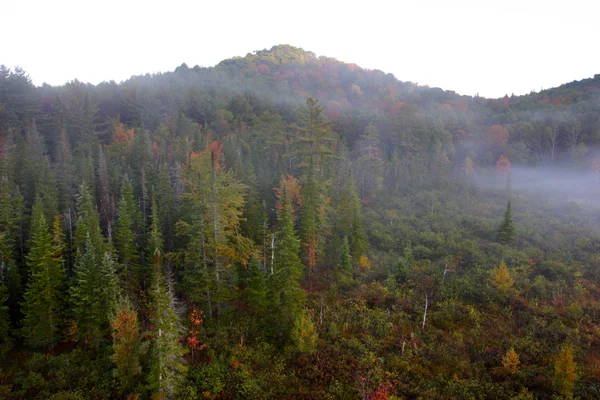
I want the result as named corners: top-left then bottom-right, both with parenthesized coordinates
top-left (477, 166), bottom-right (600, 209)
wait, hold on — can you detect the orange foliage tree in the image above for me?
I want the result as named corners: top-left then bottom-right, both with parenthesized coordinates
top-left (488, 125), bottom-right (509, 147)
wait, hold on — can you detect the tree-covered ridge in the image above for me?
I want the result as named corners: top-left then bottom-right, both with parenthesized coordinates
top-left (0, 46), bottom-right (599, 399)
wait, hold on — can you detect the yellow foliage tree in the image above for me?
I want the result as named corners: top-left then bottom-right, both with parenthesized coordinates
top-left (358, 254), bottom-right (372, 272)
top-left (502, 348), bottom-right (520, 375)
top-left (554, 344), bottom-right (577, 397)
top-left (291, 309), bottom-right (318, 354)
top-left (490, 261), bottom-right (514, 294)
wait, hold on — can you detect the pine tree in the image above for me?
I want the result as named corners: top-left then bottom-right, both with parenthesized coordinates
top-left (70, 236), bottom-right (118, 347)
top-left (21, 199), bottom-right (65, 349)
top-left (148, 251), bottom-right (187, 399)
top-left (498, 200), bottom-right (515, 244)
top-left (269, 185), bottom-right (306, 337)
top-left (111, 295), bottom-right (146, 392)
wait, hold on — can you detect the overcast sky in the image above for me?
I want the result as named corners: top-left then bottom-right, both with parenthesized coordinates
top-left (2, 0), bottom-right (598, 98)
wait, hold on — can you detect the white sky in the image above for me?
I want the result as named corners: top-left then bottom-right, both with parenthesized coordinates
top-left (2, 0), bottom-right (599, 98)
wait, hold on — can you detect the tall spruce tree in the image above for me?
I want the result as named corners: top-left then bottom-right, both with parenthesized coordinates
top-left (269, 185), bottom-right (305, 337)
top-left (21, 198), bottom-right (65, 349)
top-left (148, 249), bottom-right (187, 399)
top-left (0, 282), bottom-right (11, 356)
top-left (114, 194), bottom-right (140, 292)
top-left (498, 200), bottom-right (515, 244)
top-left (70, 236), bottom-right (118, 347)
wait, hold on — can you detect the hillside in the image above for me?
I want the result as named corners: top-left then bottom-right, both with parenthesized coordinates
top-left (0, 46), bottom-right (600, 399)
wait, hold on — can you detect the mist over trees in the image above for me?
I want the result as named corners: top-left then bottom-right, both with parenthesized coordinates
top-left (1, 45), bottom-right (600, 398)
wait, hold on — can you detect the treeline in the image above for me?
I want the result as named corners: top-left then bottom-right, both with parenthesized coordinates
top-left (0, 48), bottom-right (600, 399)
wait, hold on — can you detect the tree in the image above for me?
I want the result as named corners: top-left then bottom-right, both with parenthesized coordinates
top-left (148, 251), bottom-right (187, 399)
top-left (20, 199), bottom-right (65, 349)
top-left (70, 237), bottom-right (118, 347)
top-left (290, 308), bottom-right (318, 354)
top-left (488, 124), bottom-right (509, 147)
top-left (490, 261), bottom-right (514, 294)
top-left (268, 185), bottom-right (306, 337)
top-left (498, 200), bottom-right (515, 244)
top-left (110, 295), bottom-right (146, 392)
top-left (114, 192), bottom-right (140, 292)
top-left (338, 236), bottom-right (353, 287)
top-left (0, 283), bottom-right (11, 356)
top-left (554, 344), bottom-right (576, 398)
top-left (502, 348), bottom-right (520, 375)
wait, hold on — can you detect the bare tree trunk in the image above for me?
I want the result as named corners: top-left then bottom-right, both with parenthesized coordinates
top-left (422, 292), bottom-right (428, 330)
top-left (270, 234), bottom-right (275, 275)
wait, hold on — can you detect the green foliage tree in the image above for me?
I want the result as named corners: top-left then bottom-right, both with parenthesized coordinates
top-left (269, 185), bottom-right (306, 337)
top-left (498, 200), bottom-right (515, 244)
top-left (148, 252), bottom-right (187, 399)
top-left (114, 193), bottom-right (140, 292)
top-left (70, 236), bottom-right (117, 347)
top-left (21, 199), bottom-right (65, 348)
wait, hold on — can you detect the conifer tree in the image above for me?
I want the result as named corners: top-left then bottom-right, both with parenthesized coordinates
top-left (115, 194), bottom-right (140, 292)
top-left (498, 200), bottom-right (515, 244)
top-left (148, 249), bottom-right (187, 399)
top-left (0, 282), bottom-right (11, 356)
top-left (269, 185), bottom-right (305, 336)
top-left (70, 236), bottom-right (118, 347)
top-left (338, 236), bottom-right (353, 287)
top-left (74, 182), bottom-right (104, 261)
top-left (21, 198), bottom-right (65, 348)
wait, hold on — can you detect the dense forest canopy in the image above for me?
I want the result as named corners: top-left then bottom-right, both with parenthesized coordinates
top-left (1, 45), bottom-right (600, 399)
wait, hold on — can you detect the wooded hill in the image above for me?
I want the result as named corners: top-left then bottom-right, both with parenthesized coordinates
top-left (1, 45), bottom-right (600, 399)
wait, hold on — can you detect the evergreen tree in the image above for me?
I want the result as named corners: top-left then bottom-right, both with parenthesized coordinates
top-left (269, 185), bottom-right (306, 338)
top-left (70, 236), bottom-right (118, 347)
top-left (74, 182), bottom-right (104, 261)
top-left (114, 194), bottom-right (140, 292)
top-left (498, 200), bottom-right (515, 244)
top-left (21, 198), bottom-right (65, 349)
top-left (338, 236), bottom-right (353, 287)
top-left (0, 282), bottom-right (11, 356)
top-left (148, 251), bottom-right (187, 399)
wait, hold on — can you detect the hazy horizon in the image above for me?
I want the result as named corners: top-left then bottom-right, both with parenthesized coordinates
top-left (3, 0), bottom-right (599, 98)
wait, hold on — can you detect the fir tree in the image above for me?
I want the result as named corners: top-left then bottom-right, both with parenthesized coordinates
top-left (74, 182), bottom-right (104, 261)
top-left (269, 185), bottom-right (306, 337)
top-left (148, 251), bottom-right (187, 399)
top-left (21, 198), bottom-right (65, 349)
top-left (338, 236), bottom-right (353, 287)
top-left (498, 200), bottom-right (515, 244)
top-left (70, 236), bottom-right (118, 347)
top-left (0, 282), bottom-right (12, 356)
top-left (114, 194), bottom-right (140, 292)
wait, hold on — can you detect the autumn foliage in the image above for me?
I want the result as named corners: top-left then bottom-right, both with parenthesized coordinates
top-left (496, 155), bottom-right (511, 175)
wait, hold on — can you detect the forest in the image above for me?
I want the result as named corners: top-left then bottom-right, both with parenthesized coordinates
top-left (1, 44), bottom-right (600, 399)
